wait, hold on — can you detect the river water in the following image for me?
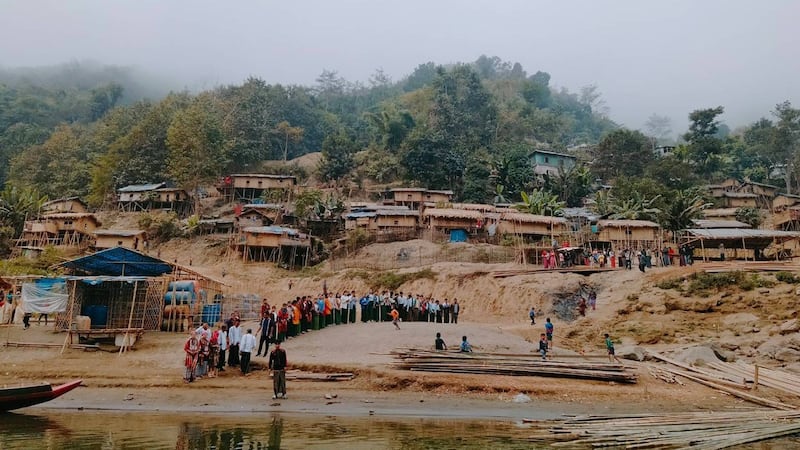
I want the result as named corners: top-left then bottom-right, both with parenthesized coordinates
top-left (2, 410), bottom-right (799, 449)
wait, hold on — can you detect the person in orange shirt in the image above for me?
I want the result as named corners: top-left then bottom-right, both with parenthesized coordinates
top-left (390, 307), bottom-right (400, 330)
top-left (291, 300), bottom-right (302, 337)
top-left (323, 295), bottom-right (333, 326)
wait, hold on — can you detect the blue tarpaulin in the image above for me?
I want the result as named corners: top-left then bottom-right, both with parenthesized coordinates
top-left (449, 229), bottom-right (468, 242)
top-left (59, 247), bottom-right (173, 277)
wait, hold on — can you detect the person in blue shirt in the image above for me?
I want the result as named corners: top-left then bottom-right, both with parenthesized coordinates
top-left (459, 335), bottom-right (472, 353)
top-left (545, 318), bottom-right (554, 349)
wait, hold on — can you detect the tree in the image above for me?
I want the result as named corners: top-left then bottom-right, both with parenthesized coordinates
top-left (0, 185), bottom-right (48, 236)
top-left (771, 101), bottom-right (800, 193)
top-left (274, 121), bottom-right (304, 161)
top-left (543, 165), bottom-right (592, 207)
top-left (609, 192), bottom-right (661, 221)
top-left (166, 95), bottom-right (227, 213)
top-left (593, 129), bottom-right (654, 180)
top-left (659, 189), bottom-right (711, 233)
top-left (735, 206), bottom-right (763, 229)
top-left (644, 114), bottom-right (672, 144)
top-left (462, 151), bottom-right (492, 203)
top-left (318, 131), bottom-right (357, 181)
top-left (516, 189), bottom-right (565, 216)
top-left (684, 106), bottom-right (725, 176)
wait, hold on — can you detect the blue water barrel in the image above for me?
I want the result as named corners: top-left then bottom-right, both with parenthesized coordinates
top-left (201, 304), bottom-right (221, 325)
top-left (168, 281), bottom-right (197, 292)
top-left (450, 229), bottom-right (468, 242)
top-left (88, 305), bottom-right (108, 328)
top-left (81, 305), bottom-right (94, 317)
top-left (164, 291), bottom-right (195, 305)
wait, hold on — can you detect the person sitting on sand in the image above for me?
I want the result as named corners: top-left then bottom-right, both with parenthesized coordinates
top-left (435, 332), bottom-right (447, 351)
top-left (460, 335), bottom-right (472, 353)
top-left (538, 333), bottom-right (548, 361)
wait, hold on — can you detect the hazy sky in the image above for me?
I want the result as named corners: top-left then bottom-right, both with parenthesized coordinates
top-left (1, 0), bottom-right (798, 133)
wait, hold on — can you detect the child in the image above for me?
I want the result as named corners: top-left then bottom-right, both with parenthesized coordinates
top-left (538, 333), bottom-right (548, 361)
top-left (390, 307), bottom-right (400, 330)
top-left (605, 333), bottom-right (621, 363)
top-left (545, 318), bottom-right (554, 349)
top-left (529, 307), bottom-right (536, 325)
top-left (460, 335), bottom-right (472, 353)
top-left (435, 332), bottom-right (447, 351)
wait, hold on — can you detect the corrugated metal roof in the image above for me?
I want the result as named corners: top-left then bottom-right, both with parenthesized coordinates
top-left (243, 203), bottom-right (283, 209)
top-left (345, 212), bottom-right (377, 219)
top-left (117, 183), bottom-right (166, 192)
top-left (703, 208), bottom-right (739, 217)
top-left (685, 229), bottom-right (800, 239)
top-left (231, 174), bottom-right (296, 179)
top-left (598, 219), bottom-right (660, 228)
top-left (691, 219), bottom-right (750, 229)
top-left (243, 226), bottom-right (301, 236)
top-left (722, 192), bottom-right (757, 198)
top-left (376, 210), bottom-right (418, 216)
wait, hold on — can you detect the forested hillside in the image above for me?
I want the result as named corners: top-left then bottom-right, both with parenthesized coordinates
top-left (1, 55), bottom-right (799, 220)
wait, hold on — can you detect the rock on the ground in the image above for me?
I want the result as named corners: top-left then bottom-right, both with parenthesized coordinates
top-left (675, 345), bottom-right (722, 366)
top-left (780, 319), bottom-right (800, 335)
top-left (512, 393), bottom-right (532, 403)
top-left (709, 343), bottom-right (736, 362)
top-left (722, 313), bottom-right (759, 327)
top-left (617, 345), bottom-right (645, 361)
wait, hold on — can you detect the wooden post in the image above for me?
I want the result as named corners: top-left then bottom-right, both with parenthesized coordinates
top-left (120, 280), bottom-right (139, 355)
top-left (700, 238), bottom-right (707, 262)
top-left (754, 364), bottom-right (759, 390)
top-left (60, 280), bottom-right (77, 355)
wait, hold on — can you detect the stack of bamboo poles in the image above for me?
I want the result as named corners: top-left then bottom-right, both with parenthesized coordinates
top-left (391, 349), bottom-right (638, 383)
top-left (281, 370), bottom-right (354, 382)
top-left (648, 351), bottom-right (798, 410)
top-left (531, 410), bottom-right (800, 449)
top-left (492, 267), bottom-right (613, 278)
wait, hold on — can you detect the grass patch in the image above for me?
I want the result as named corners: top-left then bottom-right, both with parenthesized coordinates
top-left (655, 277), bottom-right (682, 290)
top-left (656, 271), bottom-right (774, 295)
top-left (348, 268), bottom-right (437, 291)
top-left (775, 271), bottom-right (800, 284)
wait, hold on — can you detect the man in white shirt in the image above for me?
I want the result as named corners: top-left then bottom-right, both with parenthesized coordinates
top-left (239, 328), bottom-right (257, 375)
top-left (227, 320), bottom-right (241, 367)
top-left (216, 324), bottom-right (228, 372)
top-left (195, 323), bottom-right (212, 341)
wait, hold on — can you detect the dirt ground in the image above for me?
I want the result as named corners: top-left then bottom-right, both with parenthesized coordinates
top-left (3, 236), bottom-right (800, 417)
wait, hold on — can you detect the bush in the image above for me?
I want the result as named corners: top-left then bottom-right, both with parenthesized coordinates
top-left (775, 271), bottom-right (800, 284)
top-left (685, 271), bottom-right (773, 295)
top-left (138, 212), bottom-right (183, 243)
top-left (656, 277), bottom-right (682, 290)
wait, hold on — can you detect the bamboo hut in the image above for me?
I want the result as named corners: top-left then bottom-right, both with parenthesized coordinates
top-left (594, 219), bottom-right (660, 251)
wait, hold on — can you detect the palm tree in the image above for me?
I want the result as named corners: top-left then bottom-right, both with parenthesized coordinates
top-left (592, 190), bottom-right (613, 216)
top-left (0, 186), bottom-right (48, 235)
top-left (660, 189), bottom-right (712, 233)
top-left (492, 184), bottom-right (508, 205)
top-left (516, 189), bottom-right (565, 216)
top-left (609, 192), bottom-right (661, 221)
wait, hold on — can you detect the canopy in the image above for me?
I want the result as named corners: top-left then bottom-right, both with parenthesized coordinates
top-left (58, 247), bottom-right (173, 277)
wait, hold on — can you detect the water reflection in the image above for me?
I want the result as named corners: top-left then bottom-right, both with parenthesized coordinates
top-left (1, 411), bottom-right (798, 449)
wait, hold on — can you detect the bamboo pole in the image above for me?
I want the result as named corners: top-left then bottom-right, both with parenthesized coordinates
top-left (60, 280), bottom-right (78, 355)
top-left (119, 280), bottom-right (139, 355)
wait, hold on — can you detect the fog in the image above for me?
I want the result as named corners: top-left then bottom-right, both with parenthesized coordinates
top-left (1, 0), bottom-right (798, 133)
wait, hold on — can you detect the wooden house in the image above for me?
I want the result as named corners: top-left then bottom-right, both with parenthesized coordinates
top-left (233, 226), bottom-right (311, 267)
top-left (691, 219), bottom-right (750, 229)
top-left (595, 219), bottom-right (660, 251)
top-left (703, 208), bottom-right (740, 221)
top-left (772, 193), bottom-right (800, 211)
top-left (42, 197), bottom-right (88, 214)
top-left (18, 213), bottom-right (101, 249)
top-left (117, 183), bottom-right (190, 215)
top-left (530, 150), bottom-right (576, 176)
top-left (197, 219), bottom-right (235, 235)
top-left (423, 208), bottom-right (483, 235)
top-left (497, 212), bottom-right (568, 239)
top-left (389, 188), bottom-right (454, 210)
top-left (94, 230), bottom-right (147, 251)
top-left (218, 174), bottom-right (297, 203)
top-left (720, 192), bottom-right (758, 208)
top-left (236, 204), bottom-right (283, 228)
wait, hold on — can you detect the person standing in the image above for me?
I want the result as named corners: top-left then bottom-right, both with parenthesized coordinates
top-left (529, 307), bottom-right (536, 325)
top-left (217, 324), bottom-right (228, 372)
top-left (588, 290), bottom-right (597, 311)
top-left (256, 313), bottom-right (275, 357)
top-left (183, 332), bottom-right (200, 383)
top-left (605, 333), bottom-right (621, 363)
top-left (228, 319), bottom-right (242, 367)
top-left (538, 333), bottom-right (549, 361)
top-left (452, 299), bottom-right (460, 324)
top-left (269, 341), bottom-right (288, 399)
top-left (239, 328), bottom-right (256, 375)
top-left (545, 318), bottom-right (554, 349)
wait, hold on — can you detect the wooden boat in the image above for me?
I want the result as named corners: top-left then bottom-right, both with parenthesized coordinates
top-left (0, 380), bottom-right (82, 411)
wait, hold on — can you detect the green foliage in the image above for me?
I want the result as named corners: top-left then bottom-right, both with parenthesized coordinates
top-left (355, 146), bottom-right (403, 183)
top-left (684, 106), bottom-right (726, 176)
top-left (735, 207), bottom-right (763, 228)
top-left (543, 165), bottom-right (592, 207)
top-left (294, 189), bottom-right (323, 220)
top-left (351, 268), bottom-right (437, 291)
top-left (516, 189), bottom-right (565, 216)
top-left (658, 189), bottom-right (711, 233)
top-left (775, 271), bottom-right (800, 284)
top-left (462, 151), bottom-right (493, 203)
top-left (594, 129), bottom-right (655, 180)
top-left (138, 212), bottom-right (182, 243)
top-left (609, 192), bottom-right (661, 221)
top-left (319, 131), bottom-right (357, 181)
top-left (657, 271), bottom-right (775, 295)
top-left (0, 185), bottom-right (48, 235)
top-left (655, 277), bottom-right (682, 290)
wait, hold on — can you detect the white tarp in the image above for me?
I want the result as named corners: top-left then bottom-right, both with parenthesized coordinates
top-left (21, 281), bottom-right (69, 314)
